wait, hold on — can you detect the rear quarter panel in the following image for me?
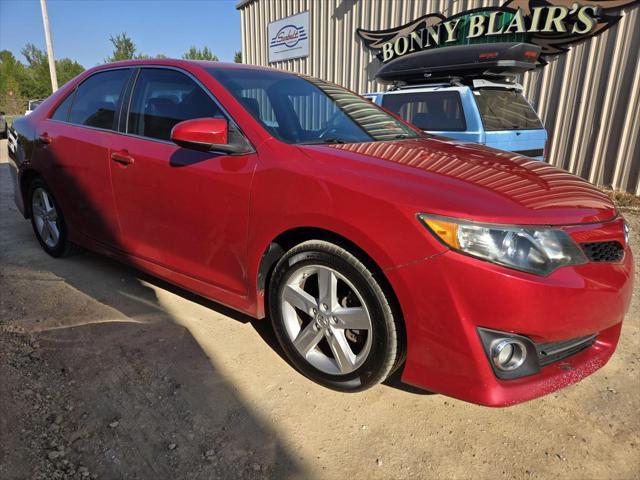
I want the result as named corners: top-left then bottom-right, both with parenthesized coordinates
top-left (7, 115), bottom-right (38, 216)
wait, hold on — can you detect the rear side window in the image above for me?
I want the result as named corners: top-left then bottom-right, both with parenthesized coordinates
top-left (127, 68), bottom-right (224, 141)
top-left (382, 91), bottom-right (466, 132)
top-left (474, 89), bottom-right (543, 131)
top-left (51, 91), bottom-right (75, 122)
top-left (68, 69), bottom-right (129, 130)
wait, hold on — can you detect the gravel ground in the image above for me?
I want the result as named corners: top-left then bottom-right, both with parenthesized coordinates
top-left (1, 138), bottom-right (639, 480)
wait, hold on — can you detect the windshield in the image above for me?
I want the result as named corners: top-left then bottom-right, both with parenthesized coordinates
top-left (207, 68), bottom-right (420, 145)
top-left (474, 88), bottom-right (543, 131)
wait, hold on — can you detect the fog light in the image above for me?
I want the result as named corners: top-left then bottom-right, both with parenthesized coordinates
top-left (477, 328), bottom-right (539, 379)
top-left (491, 339), bottom-right (527, 371)
top-left (624, 221), bottom-right (630, 245)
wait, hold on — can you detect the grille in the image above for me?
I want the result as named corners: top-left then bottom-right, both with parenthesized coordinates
top-left (536, 334), bottom-right (597, 367)
top-left (581, 241), bottom-right (624, 262)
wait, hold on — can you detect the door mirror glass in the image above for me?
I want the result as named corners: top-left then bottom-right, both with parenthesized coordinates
top-left (171, 117), bottom-right (240, 153)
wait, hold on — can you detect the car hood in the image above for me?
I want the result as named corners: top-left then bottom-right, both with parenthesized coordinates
top-left (297, 136), bottom-right (617, 225)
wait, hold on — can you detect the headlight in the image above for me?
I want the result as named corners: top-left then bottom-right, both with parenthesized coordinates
top-left (418, 214), bottom-right (587, 276)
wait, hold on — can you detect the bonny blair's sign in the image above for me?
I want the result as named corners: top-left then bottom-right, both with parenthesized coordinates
top-left (357, 1), bottom-right (639, 64)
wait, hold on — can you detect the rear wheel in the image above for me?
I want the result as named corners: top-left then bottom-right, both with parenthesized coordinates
top-left (29, 178), bottom-right (76, 257)
top-left (268, 240), bottom-right (402, 392)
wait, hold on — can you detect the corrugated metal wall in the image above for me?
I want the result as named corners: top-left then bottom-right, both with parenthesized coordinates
top-left (239, 0), bottom-right (640, 194)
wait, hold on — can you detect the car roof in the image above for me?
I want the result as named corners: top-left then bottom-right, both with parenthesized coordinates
top-left (89, 58), bottom-right (291, 75)
top-left (366, 79), bottom-right (523, 96)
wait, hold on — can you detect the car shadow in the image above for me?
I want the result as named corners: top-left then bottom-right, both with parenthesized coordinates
top-left (2, 139), bottom-right (433, 479)
top-left (0, 162), bottom-right (305, 479)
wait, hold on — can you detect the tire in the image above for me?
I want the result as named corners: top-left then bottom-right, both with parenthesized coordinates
top-left (268, 240), bottom-right (403, 392)
top-left (28, 178), bottom-right (77, 257)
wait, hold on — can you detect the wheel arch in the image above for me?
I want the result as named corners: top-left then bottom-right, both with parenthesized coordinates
top-left (19, 168), bottom-right (41, 219)
top-left (256, 227), bottom-right (406, 357)
top-left (256, 226), bottom-right (408, 372)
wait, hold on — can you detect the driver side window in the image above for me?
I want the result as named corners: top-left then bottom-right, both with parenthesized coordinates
top-left (128, 68), bottom-right (224, 141)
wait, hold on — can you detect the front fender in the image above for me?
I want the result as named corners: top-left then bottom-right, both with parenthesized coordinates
top-left (245, 140), bottom-right (447, 317)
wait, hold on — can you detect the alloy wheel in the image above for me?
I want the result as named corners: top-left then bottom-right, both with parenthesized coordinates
top-left (279, 264), bottom-right (373, 375)
top-left (32, 187), bottom-right (61, 248)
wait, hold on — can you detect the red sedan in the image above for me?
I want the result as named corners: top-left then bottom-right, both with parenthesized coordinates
top-left (8, 59), bottom-right (633, 406)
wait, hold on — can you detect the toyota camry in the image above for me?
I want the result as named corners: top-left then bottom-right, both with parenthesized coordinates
top-left (8, 59), bottom-right (633, 406)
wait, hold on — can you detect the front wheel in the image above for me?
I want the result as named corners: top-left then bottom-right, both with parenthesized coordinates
top-left (268, 240), bottom-right (403, 392)
top-left (29, 178), bottom-right (76, 257)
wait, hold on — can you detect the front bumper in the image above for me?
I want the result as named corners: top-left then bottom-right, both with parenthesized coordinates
top-left (387, 217), bottom-right (633, 406)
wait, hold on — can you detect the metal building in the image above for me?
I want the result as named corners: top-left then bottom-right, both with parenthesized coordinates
top-left (237, 0), bottom-right (640, 195)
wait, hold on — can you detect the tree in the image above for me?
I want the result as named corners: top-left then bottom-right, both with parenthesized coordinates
top-left (56, 58), bottom-right (85, 85)
top-left (0, 46), bottom-right (84, 114)
top-left (20, 44), bottom-right (84, 98)
top-left (182, 46), bottom-right (218, 61)
top-left (106, 32), bottom-right (138, 62)
top-left (0, 50), bottom-right (28, 95)
top-left (234, 50), bottom-right (242, 63)
top-left (0, 50), bottom-right (29, 114)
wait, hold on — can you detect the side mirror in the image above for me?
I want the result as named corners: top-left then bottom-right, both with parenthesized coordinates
top-left (171, 118), bottom-right (245, 154)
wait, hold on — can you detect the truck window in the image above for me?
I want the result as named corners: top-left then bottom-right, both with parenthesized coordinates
top-left (474, 89), bottom-right (543, 131)
top-left (381, 91), bottom-right (466, 132)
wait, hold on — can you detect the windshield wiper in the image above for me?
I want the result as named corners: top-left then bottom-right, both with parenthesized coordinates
top-left (299, 138), bottom-right (347, 145)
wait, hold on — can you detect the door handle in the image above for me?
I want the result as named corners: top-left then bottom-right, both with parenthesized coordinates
top-left (111, 150), bottom-right (135, 166)
top-left (38, 133), bottom-right (52, 145)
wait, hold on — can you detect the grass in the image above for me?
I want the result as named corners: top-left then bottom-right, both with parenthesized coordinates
top-left (603, 189), bottom-right (640, 209)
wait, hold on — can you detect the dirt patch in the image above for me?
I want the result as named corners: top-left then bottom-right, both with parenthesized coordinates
top-left (1, 140), bottom-right (639, 479)
top-left (604, 188), bottom-right (640, 210)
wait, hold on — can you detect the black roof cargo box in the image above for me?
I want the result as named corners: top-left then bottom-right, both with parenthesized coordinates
top-left (376, 42), bottom-right (541, 84)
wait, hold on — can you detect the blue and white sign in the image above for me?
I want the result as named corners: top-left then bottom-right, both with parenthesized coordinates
top-left (268, 11), bottom-right (309, 63)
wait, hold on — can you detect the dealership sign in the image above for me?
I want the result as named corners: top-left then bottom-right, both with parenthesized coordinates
top-left (268, 11), bottom-right (310, 63)
top-left (357, 0), bottom-right (639, 64)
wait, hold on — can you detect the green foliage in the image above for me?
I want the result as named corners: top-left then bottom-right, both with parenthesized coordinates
top-left (182, 46), bottom-right (218, 61)
top-left (234, 50), bottom-right (242, 63)
top-left (104, 32), bottom-right (166, 62)
top-left (0, 31), bottom-right (231, 115)
top-left (105, 32), bottom-right (138, 62)
top-left (0, 46), bottom-right (84, 115)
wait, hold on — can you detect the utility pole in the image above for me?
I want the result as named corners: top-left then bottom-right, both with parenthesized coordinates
top-left (40, 0), bottom-right (58, 92)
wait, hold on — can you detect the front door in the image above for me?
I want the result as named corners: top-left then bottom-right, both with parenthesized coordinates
top-left (109, 67), bottom-right (256, 295)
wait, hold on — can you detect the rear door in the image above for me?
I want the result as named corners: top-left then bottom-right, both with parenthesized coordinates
top-left (37, 68), bottom-right (132, 246)
top-left (472, 88), bottom-right (547, 159)
top-left (109, 67), bottom-right (257, 295)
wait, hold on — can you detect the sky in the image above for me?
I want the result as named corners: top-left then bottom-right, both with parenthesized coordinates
top-left (0, 0), bottom-right (242, 67)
